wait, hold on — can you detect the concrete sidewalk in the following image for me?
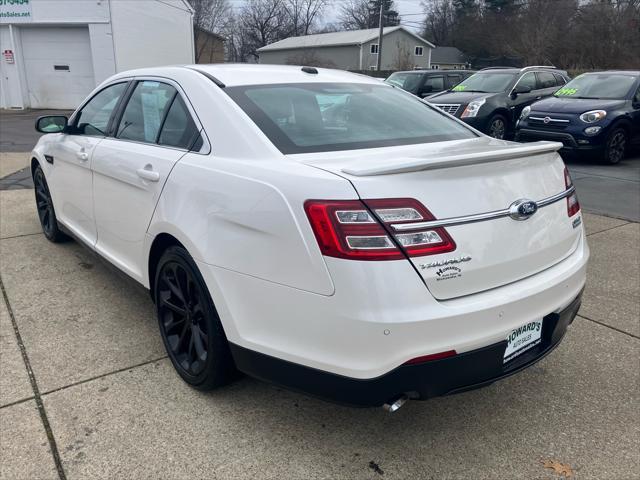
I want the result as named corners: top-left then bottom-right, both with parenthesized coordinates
top-left (0, 188), bottom-right (638, 479)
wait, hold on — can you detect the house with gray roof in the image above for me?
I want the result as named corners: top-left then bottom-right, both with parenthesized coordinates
top-left (430, 46), bottom-right (468, 70)
top-left (257, 27), bottom-right (435, 71)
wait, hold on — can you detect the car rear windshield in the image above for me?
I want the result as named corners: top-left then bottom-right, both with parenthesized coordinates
top-left (225, 83), bottom-right (476, 154)
top-left (384, 72), bottom-right (423, 92)
top-left (554, 73), bottom-right (638, 100)
top-left (450, 72), bottom-right (516, 93)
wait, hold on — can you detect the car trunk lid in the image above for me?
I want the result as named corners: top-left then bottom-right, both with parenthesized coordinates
top-left (295, 138), bottom-right (582, 300)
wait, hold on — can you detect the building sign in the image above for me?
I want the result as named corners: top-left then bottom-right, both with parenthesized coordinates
top-left (3, 49), bottom-right (14, 63)
top-left (0, 0), bottom-right (33, 24)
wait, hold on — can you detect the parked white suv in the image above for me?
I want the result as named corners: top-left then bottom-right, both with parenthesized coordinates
top-left (31, 65), bottom-right (588, 409)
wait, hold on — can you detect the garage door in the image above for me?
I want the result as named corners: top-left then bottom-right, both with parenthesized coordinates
top-left (21, 26), bottom-right (95, 109)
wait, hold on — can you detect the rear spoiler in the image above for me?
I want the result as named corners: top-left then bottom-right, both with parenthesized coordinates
top-left (341, 141), bottom-right (563, 177)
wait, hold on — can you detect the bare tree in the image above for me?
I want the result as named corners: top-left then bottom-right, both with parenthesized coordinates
top-left (421, 0), bottom-right (456, 45)
top-left (284, 0), bottom-right (327, 36)
top-left (238, 0), bottom-right (291, 60)
top-left (190, 0), bottom-right (233, 62)
top-left (338, 0), bottom-right (370, 29)
top-left (339, 0), bottom-right (400, 30)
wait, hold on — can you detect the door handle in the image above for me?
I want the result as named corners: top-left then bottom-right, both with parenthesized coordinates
top-left (136, 166), bottom-right (160, 182)
top-left (535, 96), bottom-right (542, 100)
top-left (76, 151), bottom-right (89, 161)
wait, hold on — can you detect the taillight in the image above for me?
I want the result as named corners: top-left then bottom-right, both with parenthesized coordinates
top-left (304, 198), bottom-right (456, 261)
top-left (564, 167), bottom-right (580, 217)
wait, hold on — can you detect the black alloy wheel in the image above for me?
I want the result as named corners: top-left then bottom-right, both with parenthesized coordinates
top-left (33, 165), bottom-right (67, 242)
top-left (155, 246), bottom-right (235, 390)
top-left (488, 115), bottom-right (507, 140)
top-left (604, 128), bottom-right (627, 165)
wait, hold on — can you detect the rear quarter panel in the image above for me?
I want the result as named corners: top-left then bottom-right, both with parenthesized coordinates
top-left (148, 153), bottom-right (357, 295)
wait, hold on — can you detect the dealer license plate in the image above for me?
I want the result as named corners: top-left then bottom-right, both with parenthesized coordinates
top-left (503, 320), bottom-right (543, 363)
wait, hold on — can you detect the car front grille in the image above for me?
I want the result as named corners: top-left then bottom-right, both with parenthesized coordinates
top-left (434, 104), bottom-right (461, 116)
top-left (528, 116), bottom-right (570, 130)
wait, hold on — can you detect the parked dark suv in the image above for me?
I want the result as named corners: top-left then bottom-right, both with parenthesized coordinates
top-left (384, 70), bottom-right (475, 98)
top-left (516, 71), bottom-right (640, 164)
top-left (427, 66), bottom-right (570, 139)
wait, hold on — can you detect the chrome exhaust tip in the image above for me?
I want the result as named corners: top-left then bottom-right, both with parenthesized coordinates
top-left (383, 394), bottom-right (408, 413)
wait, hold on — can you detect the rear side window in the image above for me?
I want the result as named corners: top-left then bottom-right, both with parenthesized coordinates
top-left (117, 81), bottom-right (176, 143)
top-left (158, 96), bottom-right (201, 150)
top-left (447, 74), bottom-right (462, 87)
top-left (425, 75), bottom-right (445, 91)
top-left (225, 82), bottom-right (476, 154)
top-left (553, 73), bottom-right (567, 86)
top-left (537, 71), bottom-right (557, 89)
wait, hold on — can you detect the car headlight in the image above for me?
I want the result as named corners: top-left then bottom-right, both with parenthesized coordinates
top-left (461, 98), bottom-right (486, 118)
top-left (579, 110), bottom-right (607, 123)
top-left (520, 106), bottom-right (531, 120)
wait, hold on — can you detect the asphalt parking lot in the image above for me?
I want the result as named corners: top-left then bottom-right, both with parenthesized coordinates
top-left (1, 111), bottom-right (639, 479)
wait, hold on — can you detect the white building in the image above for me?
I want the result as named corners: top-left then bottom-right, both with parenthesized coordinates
top-left (0, 0), bottom-right (195, 110)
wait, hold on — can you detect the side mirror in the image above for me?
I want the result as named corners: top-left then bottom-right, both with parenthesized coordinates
top-left (513, 84), bottom-right (532, 96)
top-left (35, 116), bottom-right (68, 134)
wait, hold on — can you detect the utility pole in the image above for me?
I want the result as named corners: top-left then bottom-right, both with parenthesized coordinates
top-left (376, 1), bottom-right (384, 71)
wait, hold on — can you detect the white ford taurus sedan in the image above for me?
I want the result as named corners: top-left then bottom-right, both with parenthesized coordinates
top-left (31, 65), bottom-right (588, 409)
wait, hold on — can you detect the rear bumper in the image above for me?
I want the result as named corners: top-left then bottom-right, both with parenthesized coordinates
top-left (230, 292), bottom-right (583, 407)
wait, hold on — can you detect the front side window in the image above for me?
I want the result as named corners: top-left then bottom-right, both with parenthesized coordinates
top-left (225, 82), bottom-right (476, 154)
top-left (74, 83), bottom-right (127, 136)
top-left (117, 81), bottom-right (177, 143)
top-left (384, 72), bottom-right (423, 93)
top-left (517, 72), bottom-right (537, 91)
top-left (370, 44), bottom-right (379, 54)
top-left (452, 72), bottom-right (516, 93)
top-left (415, 46), bottom-right (423, 56)
top-left (554, 73), bottom-right (638, 100)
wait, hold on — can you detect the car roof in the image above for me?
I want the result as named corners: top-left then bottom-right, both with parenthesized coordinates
top-left (390, 70), bottom-right (473, 74)
top-left (109, 64), bottom-right (384, 88)
top-left (581, 70), bottom-right (640, 76)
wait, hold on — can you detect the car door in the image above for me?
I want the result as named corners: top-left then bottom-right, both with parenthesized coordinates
top-left (508, 72), bottom-right (539, 124)
top-left (91, 79), bottom-right (204, 282)
top-left (47, 81), bottom-right (129, 245)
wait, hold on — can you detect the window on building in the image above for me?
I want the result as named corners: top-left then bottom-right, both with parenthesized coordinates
top-left (370, 44), bottom-right (379, 54)
top-left (369, 65), bottom-right (377, 71)
top-left (415, 46), bottom-right (423, 56)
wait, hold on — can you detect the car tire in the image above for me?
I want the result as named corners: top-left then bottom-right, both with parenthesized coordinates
top-left (487, 114), bottom-right (508, 140)
top-left (154, 246), bottom-right (236, 390)
top-left (603, 128), bottom-right (627, 165)
top-left (33, 165), bottom-right (68, 243)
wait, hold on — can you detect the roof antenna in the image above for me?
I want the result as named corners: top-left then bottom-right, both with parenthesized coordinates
top-left (301, 66), bottom-right (318, 74)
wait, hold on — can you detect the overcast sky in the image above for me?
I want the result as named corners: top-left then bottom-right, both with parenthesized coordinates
top-left (227, 0), bottom-right (426, 32)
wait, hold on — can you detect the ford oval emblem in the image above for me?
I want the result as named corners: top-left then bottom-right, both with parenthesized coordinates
top-left (509, 199), bottom-right (538, 221)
